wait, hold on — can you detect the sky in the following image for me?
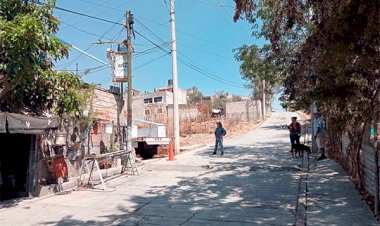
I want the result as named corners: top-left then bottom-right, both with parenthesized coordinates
top-left (53, 0), bottom-right (284, 111)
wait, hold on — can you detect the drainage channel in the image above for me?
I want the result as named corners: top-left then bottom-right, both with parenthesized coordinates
top-left (294, 151), bottom-right (318, 226)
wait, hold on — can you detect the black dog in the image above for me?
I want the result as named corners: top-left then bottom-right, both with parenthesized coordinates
top-left (292, 144), bottom-right (311, 158)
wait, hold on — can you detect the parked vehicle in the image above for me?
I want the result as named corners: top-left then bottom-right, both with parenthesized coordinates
top-left (131, 119), bottom-right (170, 159)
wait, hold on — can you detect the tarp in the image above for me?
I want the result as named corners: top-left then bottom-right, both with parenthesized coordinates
top-left (0, 112), bottom-right (59, 134)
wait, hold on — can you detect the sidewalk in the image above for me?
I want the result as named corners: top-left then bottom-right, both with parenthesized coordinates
top-left (301, 153), bottom-right (379, 225)
top-left (294, 111), bottom-right (378, 225)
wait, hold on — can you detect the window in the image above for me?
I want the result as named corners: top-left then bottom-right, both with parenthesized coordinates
top-left (154, 96), bottom-right (163, 103)
top-left (144, 98), bottom-right (153, 104)
top-left (145, 110), bottom-right (150, 115)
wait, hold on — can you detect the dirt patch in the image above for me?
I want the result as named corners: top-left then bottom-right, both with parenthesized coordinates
top-left (180, 120), bottom-right (264, 148)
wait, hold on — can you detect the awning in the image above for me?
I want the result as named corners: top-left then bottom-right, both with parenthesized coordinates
top-left (0, 112), bottom-right (59, 134)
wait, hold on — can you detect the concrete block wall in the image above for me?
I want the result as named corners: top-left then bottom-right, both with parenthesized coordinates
top-left (89, 88), bottom-right (126, 155)
top-left (226, 100), bottom-right (262, 122)
top-left (92, 88), bottom-right (126, 124)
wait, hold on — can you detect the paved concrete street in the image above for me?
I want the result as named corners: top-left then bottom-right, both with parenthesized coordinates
top-left (0, 112), bottom-right (378, 225)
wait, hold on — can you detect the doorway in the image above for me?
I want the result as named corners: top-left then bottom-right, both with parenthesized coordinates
top-left (0, 133), bottom-right (32, 201)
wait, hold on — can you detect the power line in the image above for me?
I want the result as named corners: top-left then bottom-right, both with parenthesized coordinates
top-left (206, 0), bottom-right (248, 40)
top-left (177, 56), bottom-right (245, 88)
top-left (81, 65), bottom-right (109, 77)
top-left (133, 28), bottom-right (245, 88)
top-left (111, 27), bottom-right (126, 43)
top-left (135, 15), bottom-right (230, 50)
top-left (135, 18), bottom-right (167, 43)
top-left (79, 0), bottom-right (125, 13)
top-left (192, 0), bottom-right (234, 8)
top-left (134, 30), bottom-right (171, 55)
top-left (57, 65), bottom-right (106, 73)
top-left (134, 42), bottom-right (170, 58)
top-left (178, 57), bottom-right (245, 88)
top-left (162, 0), bottom-right (171, 15)
top-left (45, 3), bottom-right (246, 88)
top-left (57, 0), bottom-right (115, 25)
top-left (54, 2), bottom-right (234, 53)
top-left (60, 21), bottom-right (113, 40)
top-left (214, 0), bottom-right (252, 35)
top-left (134, 53), bottom-right (170, 71)
top-left (58, 16), bottom-right (124, 68)
top-left (179, 42), bottom-right (233, 61)
top-left (54, 6), bottom-right (123, 26)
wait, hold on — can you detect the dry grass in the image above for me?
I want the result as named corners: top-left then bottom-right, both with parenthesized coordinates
top-left (180, 120), bottom-right (263, 148)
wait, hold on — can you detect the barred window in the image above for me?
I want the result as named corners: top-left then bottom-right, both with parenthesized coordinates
top-left (154, 96), bottom-right (163, 103)
top-left (144, 98), bottom-right (153, 104)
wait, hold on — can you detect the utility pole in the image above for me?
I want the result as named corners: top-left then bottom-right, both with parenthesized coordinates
top-left (262, 79), bottom-right (266, 118)
top-left (374, 114), bottom-right (379, 219)
top-left (126, 11), bottom-right (134, 152)
top-left (170, 0), bottom-right (180, 154)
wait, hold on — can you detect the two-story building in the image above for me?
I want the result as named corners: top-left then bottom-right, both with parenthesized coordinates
top-left (132, 80), bottom-right (187, 124)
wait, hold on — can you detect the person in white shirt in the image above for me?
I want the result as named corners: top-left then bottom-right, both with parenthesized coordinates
top-left (314, 112), bottom-right (327, 160)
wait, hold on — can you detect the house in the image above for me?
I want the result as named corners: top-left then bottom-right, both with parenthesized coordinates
top-left (132, 80), bottom-right (187, 124)
top-left (0, 85), bottom-right (133, 201)
top-left (0, 112), bottom-right (59, 201)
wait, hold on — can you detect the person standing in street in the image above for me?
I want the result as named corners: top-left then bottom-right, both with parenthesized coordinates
top-left (314, 112), bottom-right (327, 160)
top-left (288, 116), bottom-right (301, 153)
top-left (213, 122), bottom-right (226, 156)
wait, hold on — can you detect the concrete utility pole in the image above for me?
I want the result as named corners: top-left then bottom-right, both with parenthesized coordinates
top-left (126, 11), bottom-right (134, 152)
top-left (170, 0), bottom-right (180, 154)
top-left (262, 79), bottom-right (266, 118)
top-left (374, 114), bottom-right (379, 219)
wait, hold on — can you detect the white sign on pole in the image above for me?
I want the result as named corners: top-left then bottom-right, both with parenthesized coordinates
top-left (107, 51), bottom-right (128, 82)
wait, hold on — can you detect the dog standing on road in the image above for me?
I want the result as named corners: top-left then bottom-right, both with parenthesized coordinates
top-left (292, 143), bottom-right (311, 158)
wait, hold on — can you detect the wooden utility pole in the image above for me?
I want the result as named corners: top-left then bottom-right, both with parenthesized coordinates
top-left (125, 11), bottom-right (134, 152)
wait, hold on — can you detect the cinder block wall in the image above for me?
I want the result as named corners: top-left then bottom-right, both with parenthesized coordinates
top-left (226, 100), bottom-right (263, 122)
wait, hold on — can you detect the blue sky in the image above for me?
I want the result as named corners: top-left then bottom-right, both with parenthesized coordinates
top-left (53, 0), bottom-right (283, 111)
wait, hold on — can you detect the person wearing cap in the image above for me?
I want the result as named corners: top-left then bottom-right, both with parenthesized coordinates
top-left (288, 116), bottom-right (301, 152)
top-left (213, 122), bottom-right (226, 156)
top-left (314, 112), bottom-right (327, 160)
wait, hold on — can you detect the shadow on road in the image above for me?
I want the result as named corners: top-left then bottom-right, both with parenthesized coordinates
top-left (39, 140), bottom-right (309, 225)
top-left (34, 113), bottom-right (375, 225)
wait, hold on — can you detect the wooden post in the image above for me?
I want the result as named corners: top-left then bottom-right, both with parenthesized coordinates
top-left (27, 135), bottom-right (36, 197)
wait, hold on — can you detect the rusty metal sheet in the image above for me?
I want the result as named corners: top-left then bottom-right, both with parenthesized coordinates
top-left (0, 112), bottom-right (6, 133)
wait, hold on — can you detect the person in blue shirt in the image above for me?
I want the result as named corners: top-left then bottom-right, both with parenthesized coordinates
top-left (213, 122), bottom-right (226, 156)
top-left (314, 112), bottom-right (327, 160)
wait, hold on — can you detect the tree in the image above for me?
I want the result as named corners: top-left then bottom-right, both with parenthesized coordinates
top-left (0, 0), bottom-right (86, 118)
top-left (231, 95), bottom-right (242, 102)
top-left (187, 86), bottom-right (203, 104)
top-left (212, 91), bottom-right (228, 112)
top-left (234, 0), bottom-right (380, 187)
top-left (235, 44), bottom-right (283, 100)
